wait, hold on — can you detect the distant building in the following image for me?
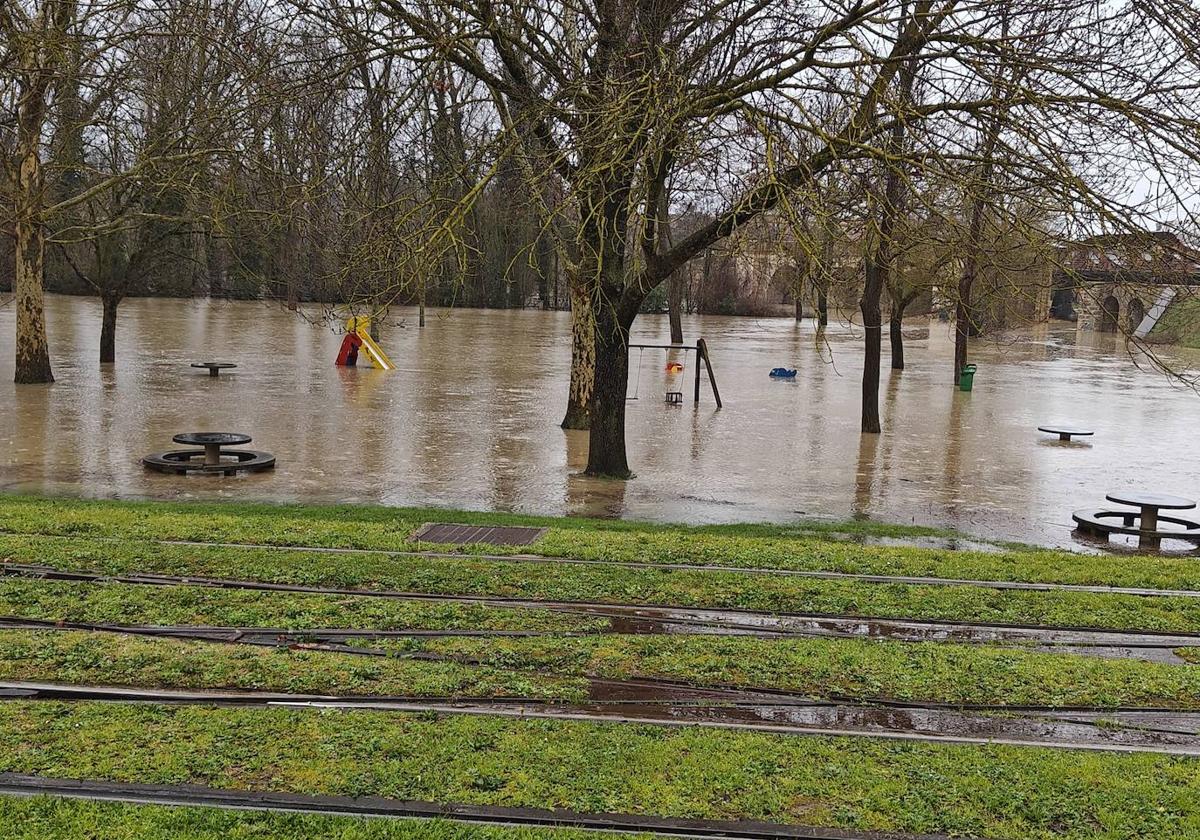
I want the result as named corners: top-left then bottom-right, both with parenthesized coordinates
top-left (1051, 232), bottom-right (1200, 326)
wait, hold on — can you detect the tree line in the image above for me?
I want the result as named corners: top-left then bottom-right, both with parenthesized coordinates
top-left (4, 0), bottom-right (1199, 477)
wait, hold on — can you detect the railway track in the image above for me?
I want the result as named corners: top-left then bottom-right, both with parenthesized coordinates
top-left (4, 678), bottom-right (1200, 755)
top-left (0, 772), bottom-right (957, 840)
top-left (4, 563), bottom-right (1196, 662)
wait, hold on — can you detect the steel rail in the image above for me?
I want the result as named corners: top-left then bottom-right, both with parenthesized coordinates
top-left (7, 531), bottom-right (1199, 598)
top-left (6, 563), bottom-right (1200, 646)
top-left (0, 772), bottom-right (954, 840)
top-left (0, 613), bottom-right (1193, 676)
top-left (4, 681), bottom-right (1200, 755)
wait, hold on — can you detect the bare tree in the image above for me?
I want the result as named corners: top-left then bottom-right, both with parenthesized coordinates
top-left (2, 0), bottom-right (74, 383)
top-left (861, 0), bottom-right (921, 432)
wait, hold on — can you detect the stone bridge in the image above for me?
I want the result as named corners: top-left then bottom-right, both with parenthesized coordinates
top-left (1076, 285), bottom-right (1154, 333)
top-left (1055, 275), bottom-right (1195, 335)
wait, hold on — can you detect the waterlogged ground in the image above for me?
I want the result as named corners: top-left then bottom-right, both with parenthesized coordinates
top-left (3, 499), bottom-right (1200, 837)
top-left (1, 294), bottom-right (1198, 547)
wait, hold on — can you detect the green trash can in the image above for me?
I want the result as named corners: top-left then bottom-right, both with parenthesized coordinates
top-left (958, 364), bottom-right (977, 392)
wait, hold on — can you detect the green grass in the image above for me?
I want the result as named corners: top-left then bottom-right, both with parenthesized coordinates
top-left (0, 797), bottom-right (649, 840)
top-left (1149, 296), bottom-right (1200, 348)
top-left (0, 578), bottom-right (602, 633)
top-left (0, 630), bottom-right (587, 701)
top-left (5, 534), bottom-right (1200, 633)
top-left (0, 493), bottom-right (947, 544)
top-left (9, 492), bottom-right (1200, 591)
top-left (4, 496), bottom-right (1200, 839)
top-left (1175, 647), bottom-right (1200, 664)
top-left (6, 625), bottom-right (1200, 709)
top-left (1, 701), bottom-right (1198, 840)
top-left (399, 634), bottom-right (1200, 709)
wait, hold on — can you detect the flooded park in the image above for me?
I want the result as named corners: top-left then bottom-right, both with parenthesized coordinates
top-left (2, 294), bottom-right (1198, 549)
top-left (9, 2), bottom-right (1200, 836)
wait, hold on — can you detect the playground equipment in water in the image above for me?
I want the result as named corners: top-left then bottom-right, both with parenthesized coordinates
top-left (769, 367), bottom-right (797, 379)
top-left (626, 338), bottom-right (722, 408)
top-left (336, 316), bottom-right (395, 370)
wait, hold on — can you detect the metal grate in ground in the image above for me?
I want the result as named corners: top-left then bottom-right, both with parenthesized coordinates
top-left (411, 523), bottom-right (547, 546)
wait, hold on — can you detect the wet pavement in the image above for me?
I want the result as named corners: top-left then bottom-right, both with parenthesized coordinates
top-left (2, 295), bottom-right (1199, 548)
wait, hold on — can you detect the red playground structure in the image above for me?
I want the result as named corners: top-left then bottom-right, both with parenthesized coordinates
top-left (334, 316), bottom-right (395, 369)
top-left (335, 331), bottom-right (363, 366)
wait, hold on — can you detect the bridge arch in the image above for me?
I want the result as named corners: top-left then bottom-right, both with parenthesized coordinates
top-left (1126, 297), bottom-right (1145, 332)
top-left (1099, 295), bottom-right (1120, 332)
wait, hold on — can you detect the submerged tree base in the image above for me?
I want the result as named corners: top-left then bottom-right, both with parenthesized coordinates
top-left (560, 405), bottom-right (590, 430)
top-left (583, 466), bottom-right (633, 480)
top-left (13, 363), bottom-right (55, 385)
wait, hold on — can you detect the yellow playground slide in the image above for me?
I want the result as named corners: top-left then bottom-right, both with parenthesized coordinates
top-left (357, 330), bottom-right (395, 370)
top-left (343, 317), bottom-right (395, 370)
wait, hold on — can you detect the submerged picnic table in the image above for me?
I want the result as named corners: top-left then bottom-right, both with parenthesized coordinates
top-left (1073, 490), bottom-right (1200, 549)
top-left (191, 362), bottom-right (237, 377)
top-left (143, 432), bottom-right (275, 476)
top-left (1038, 425), bottom-right (1094, 442)
top-left (173, 432), bottom-right (252, 466)
top-left (1105, 491), bottom-right (1196, 535)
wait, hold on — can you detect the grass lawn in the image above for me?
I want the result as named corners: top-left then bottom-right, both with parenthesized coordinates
top-left (2, 626), bottom-right (1200, 709)
top-left (0, 578), bottom-right (603, 633)
top-left (398, 633), bottom-right (1200, 708)
top-left (1149, 296), bottom-right (1200, 349)
top-left (1, 701), bottom-right (1199, 840)
top-left (0, 796), bottom-right (648, 840)
top-left (5, 535), bottom-right (1200, 632)
top-left (0, 630), bottom-right (588, 701)
top-left (2, 494), bottom-right (1199, 839)
top-left (5, 492), bottom-right (1200, 589)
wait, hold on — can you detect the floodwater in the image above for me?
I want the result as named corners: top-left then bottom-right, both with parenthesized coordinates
top-left (2, 294), bottom-right (1199, 549)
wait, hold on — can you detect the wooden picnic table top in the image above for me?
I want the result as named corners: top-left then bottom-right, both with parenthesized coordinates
top-left (1038, 425), bottom-right (1093, 436)
top-left (1105, 491), bottom-right (1196, 510)
top-left (173, 432), bottom-right (252, 447)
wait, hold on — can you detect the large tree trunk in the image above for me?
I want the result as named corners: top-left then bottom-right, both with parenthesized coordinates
top-left (657, 185), bottom-right (683, 345)
top-left (794, 253), bottom-right (809, 321)
top-left (954, 216), bottom-right (983, 381)
top-left (584, 300), bottom-right (634, 477)
top-left (668, 272), bottom-right (683, 344)
top-left (816, 281), bottom-right (828, 326)
top-left (953, 292), bottom-right (970, 381)
top-left (889, 309), bottom-right (905, 370)
top-left (864, 13), bottom-right (917, 413)
top-left (99, 294), bottom-right (119, 364)
top-left (860, 262), bottom-right (884, 434)
top-left (14, 110), bottom-right (54, 385)
top-left (954, 71), bottom-right (1002, 382)
top-left (561, 276), bottom-right (594, 429)
top-left (954, 185), bottom-right (989, 380)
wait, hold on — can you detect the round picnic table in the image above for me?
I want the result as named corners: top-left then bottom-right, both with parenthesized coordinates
top-left (173, 432), bottom-right (252, 466)
top-left (1038, 425), bottom-right (1094, 442)
top-left (191, 362), bottom-right (237, 377)
top-left (1105, 491), bottom-right (1196, 534)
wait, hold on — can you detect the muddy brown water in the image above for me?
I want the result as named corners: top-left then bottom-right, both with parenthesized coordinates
top-left (2, 295), bottom-right (1199, 548)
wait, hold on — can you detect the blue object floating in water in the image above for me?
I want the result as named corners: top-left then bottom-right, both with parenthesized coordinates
top-left (769, 368), bottom-right (797, 378)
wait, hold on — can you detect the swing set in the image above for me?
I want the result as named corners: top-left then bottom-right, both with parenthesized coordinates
top-left (626, 338), bottom-right (722, 408)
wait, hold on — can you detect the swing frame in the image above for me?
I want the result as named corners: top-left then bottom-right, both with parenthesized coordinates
top-left (627, 346), bottom-right (645, 400)
top-left (625, 339), bottom-right (723, 407)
